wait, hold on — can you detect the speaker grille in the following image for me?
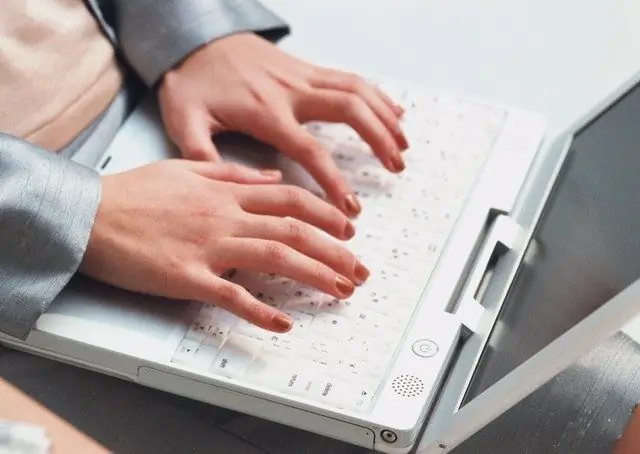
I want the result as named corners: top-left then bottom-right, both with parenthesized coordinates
top-left (391, 375), bottom-right (425, 397)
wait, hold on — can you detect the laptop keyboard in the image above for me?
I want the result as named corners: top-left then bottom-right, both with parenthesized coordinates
top-left (170, 82), bottom-right (507, 413)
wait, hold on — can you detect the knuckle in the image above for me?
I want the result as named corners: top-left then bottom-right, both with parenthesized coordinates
top-left (225, 215), bottom-right (249, 237)
top-left (162, 260), bottom-right (192, 296)
top-left (156, 159), bottom-right (180, 173)
top-left (224, 162), bottom-right (242, 174)
top-left (282, 185), bottom-right (306, 209)
top-left (285, 220), bottom-right (307, 245)
top-left (159, 71), bottom-right (182, 94)
top-left (247, 105), bottom-right (267, 122)
top-left (263, 242), bottom-right (288, 263)
top-left (292, 134), bottom-right (323, 158)
top-left (345, 74), bottom-right (367, 94)
top-left (341, 94), bottom-right (364, 117)
top-left (311, 261), bottom-right (329, 283)
top-left (186, 148), bottom-right (213, 161)
top-left (215, 282), bottom-right (243, 303)
top-left (253, 304), bottom-right (275, 322)
top-left (336, 245), bottom-right (355, 266)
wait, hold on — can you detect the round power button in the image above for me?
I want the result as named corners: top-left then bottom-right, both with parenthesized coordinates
top-left (412, 339), bottom-right (439, 358)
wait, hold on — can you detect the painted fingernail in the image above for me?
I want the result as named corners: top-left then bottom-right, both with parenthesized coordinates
top-left (343, 221), bottom-right (356, 239)
top-left (390, 154), bottom-right (405, 173)
top-left (259, 169), bottom-right (281, 178)
top-left (354, 261), bottom-right (370, 285)
top-left (396, 125), bottom-right (409, 151)
top-left (344, 194), bottom-right (361, 217)
top-left (273, 313), bottom-right (293, 332)
top-left (336, 275), bottom-right (355, 296)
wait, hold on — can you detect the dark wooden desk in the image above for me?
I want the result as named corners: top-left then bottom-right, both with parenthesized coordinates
top-left (0, 378), bottom-right (109, 454)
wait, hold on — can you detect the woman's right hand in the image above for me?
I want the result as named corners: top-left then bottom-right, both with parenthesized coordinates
top-left (79, 159), bottom-right (369, 333)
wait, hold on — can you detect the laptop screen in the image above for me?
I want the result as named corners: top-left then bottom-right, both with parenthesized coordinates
top-left (462, 79), bottom-right (640, 403)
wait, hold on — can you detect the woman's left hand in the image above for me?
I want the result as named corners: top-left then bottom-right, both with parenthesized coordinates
top-left (157, 32), bottom-right (408, 218)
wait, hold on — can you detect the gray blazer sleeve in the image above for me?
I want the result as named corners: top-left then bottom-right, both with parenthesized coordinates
top-left (0, 135), bottom-right (101, 339)
top-left (94, 0), bottom-right (290, 87)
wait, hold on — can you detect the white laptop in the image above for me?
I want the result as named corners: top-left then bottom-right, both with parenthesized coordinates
top-left (2, 70), bottom-right (640, 454)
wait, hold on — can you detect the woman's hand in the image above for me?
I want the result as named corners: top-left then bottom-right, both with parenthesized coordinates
top-left (157, 32), bottom-right (408, 218)
top-left (80, 160), bottom-right (368, 333)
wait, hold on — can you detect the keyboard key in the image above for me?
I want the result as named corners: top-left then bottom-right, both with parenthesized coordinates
top-left (354, 311), bottom-right (387, 336)
top-left (353, 378), bottom-right (383, 411)
top-left (233, 320), bottom-right (269, 340)
top-left (303, 338), bottom-right (336, 365)
top-left (191, 345), bottom-right (220, 370)
top-left (262, 334), bottom-right (300, 357)
top-left (202, 329), bottom-right (226, 348)
top-left (245, 355), bottom-right (300, 392)
top-left (285, 368), bottom-right (317, 396)
top-left (358, 355), bottom-right (392, 379)
top-left (309, 312), bottom-right (351, 336)
top-left (331, 356), bottom-right (364, 381)
top-left (307, 377), bottom-right (356, 409)
top-left (209, 333), bottom-right (263, 378)
top-left (282, 310), bottom-right (314, 336)
top-left (184, 321), bottom-right (206, 343)
top-left (351, 167), bottom-right (393, 190)
top-left (281, 295), bottom-right (322, 316)
top-left (171, 339), bottom-right (199, 366)
top-left (210, 307), bottom-right (239, 332)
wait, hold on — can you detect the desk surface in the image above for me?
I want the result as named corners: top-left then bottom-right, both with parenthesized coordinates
top-left (0, 379), bottom-right (109, 454)
top-left (3, 1), bottom-right (640, 454)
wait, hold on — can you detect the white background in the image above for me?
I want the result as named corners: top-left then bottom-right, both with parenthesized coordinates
top-left (263, 0), bottom-right (640, 140)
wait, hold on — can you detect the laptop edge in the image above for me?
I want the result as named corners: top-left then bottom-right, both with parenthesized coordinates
top-left (417, 67), bottom-right (640, 453)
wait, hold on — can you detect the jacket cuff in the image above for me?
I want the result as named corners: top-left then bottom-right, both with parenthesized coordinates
top-left (0, 136), bottom-right (101, 339)
top-left (115, 0), bottom-right (290, 87)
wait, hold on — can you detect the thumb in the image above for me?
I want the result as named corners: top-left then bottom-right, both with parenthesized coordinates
top-left (171, 110), bottom-right (221, 162)
top-left (186, 161), bottom-right (283, 184)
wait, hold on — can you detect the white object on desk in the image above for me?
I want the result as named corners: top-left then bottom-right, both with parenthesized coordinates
top-left (0, 421), bottom-right (51, 454)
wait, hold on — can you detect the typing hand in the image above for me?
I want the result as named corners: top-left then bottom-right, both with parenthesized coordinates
top-left (157, 32), bottom-right (408, 217)
top-left (79, 160), bottom-right (369, 333)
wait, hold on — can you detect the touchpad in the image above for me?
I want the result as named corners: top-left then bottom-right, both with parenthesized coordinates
top-left (41, 274), bottom-right (189, 344)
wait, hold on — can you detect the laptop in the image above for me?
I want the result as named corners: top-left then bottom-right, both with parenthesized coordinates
top-left (2, 70), bottom-right (640, 453)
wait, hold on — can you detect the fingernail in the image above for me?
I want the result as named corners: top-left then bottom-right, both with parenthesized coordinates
top-left (354, 261), bottom-right (370, 285)
top-left (390, 154), bottom-right (405, 173)
top-left (336, 275), bottom-right (355, 297)
top-left (344, 194), bottom-right (361, 217)
top-left (343, 221), bottom-right (356, 239)
top-left (273, 314), bottom-right (293, 332)
top-left (259, 169), bottom-right (281, 178)
top-left (395, 104), bottom-right (405, 117)
top-left (396, 125), bottom-right (409, 151)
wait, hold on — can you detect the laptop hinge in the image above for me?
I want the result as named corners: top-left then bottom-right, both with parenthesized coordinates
top-left (453, 214), bottom-right (524, 333)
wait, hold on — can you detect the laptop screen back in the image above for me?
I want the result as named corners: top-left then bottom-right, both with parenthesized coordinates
top-left (463, 79), bottom-right (640, 403)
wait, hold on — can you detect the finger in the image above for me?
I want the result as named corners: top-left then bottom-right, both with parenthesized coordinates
top-left (234, 215), bottom-right (369, 285)
top-left (185, 161), bottom-right (282, 184)
top-left (215, 238), bottom-right (356, 299)
top-left (296, 89), bottom-right (405, 173)
top-left (310, 68), bottom-right (408, 143)
top-left (374, 85), bottom-right (405, 118)
top-left (251, 114), bottom-right (362, 217)
top-left (170, 109), bottom-right (221, 161)
top-left (232, 184), bottom-right (354, 240)
top-left (191, 274), bottom-right (293, 332)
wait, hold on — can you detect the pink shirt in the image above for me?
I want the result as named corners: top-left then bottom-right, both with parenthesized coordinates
top-left (0, 0), bottom-right (123, 151)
